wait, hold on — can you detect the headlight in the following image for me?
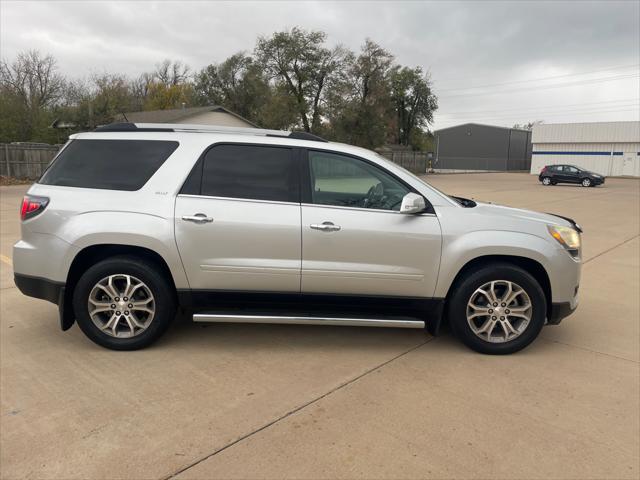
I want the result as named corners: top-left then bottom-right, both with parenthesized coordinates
top-left (547, 225), bottom-right (581, 250)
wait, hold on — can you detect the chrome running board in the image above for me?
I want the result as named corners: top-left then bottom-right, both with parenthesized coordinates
top-left (193, 313), bottom-right (424, 329)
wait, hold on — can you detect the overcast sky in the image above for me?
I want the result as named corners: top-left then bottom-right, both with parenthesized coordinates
top-left (2, 0), bottom-right (639, 130)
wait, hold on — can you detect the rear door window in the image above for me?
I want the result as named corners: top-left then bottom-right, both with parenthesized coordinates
top-left (39, 139), bottom-right (178, 191)
top-left (197, 144), bottom-right (298, 202)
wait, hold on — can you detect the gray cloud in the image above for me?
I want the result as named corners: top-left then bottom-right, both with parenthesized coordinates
top-left (1, 0), bottom-right (638, 129)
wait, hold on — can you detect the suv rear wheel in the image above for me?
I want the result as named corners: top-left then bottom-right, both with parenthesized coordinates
top-left (541, 176), bottom-right (552, 186)
top-left (448, 263), bottom-right (546, 354)
top-left (73, 255), bottom-right (176, 350)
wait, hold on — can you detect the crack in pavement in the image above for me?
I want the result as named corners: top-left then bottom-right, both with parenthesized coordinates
top-left (159, 231), bottom-right (639, 479)
top-left (540, 337), bottom-right (640, 364)
top-left (583, 234), bottom-right (639, 264)
top-left (162, 337), bottom-right (435, 480)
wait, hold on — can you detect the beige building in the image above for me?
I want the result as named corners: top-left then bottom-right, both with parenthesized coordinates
top-left (530, 121), bottom-right (640, 177)
top-left (117, 105), bottom-right (258, 128)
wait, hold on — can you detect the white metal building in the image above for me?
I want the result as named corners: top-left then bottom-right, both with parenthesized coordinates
top-left (530, 121), bottom-right (640, 177)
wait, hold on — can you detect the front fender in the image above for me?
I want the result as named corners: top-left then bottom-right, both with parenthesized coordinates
top-left (434, 230), bottom-right (556, 298)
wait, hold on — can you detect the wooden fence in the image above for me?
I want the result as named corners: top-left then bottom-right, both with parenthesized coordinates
top-left (0, 144), bottom-right (61, 179)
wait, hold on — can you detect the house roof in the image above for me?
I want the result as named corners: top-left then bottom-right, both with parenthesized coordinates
top-left (118, 105), bottom-right (258, 128)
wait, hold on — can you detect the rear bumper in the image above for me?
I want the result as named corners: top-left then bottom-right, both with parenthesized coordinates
top-left (14, 273), bottom-right (75, 331)
top-left (548, 301), bottom-right (577, 325)
top-left (14, 273), bottom-right (63, 304)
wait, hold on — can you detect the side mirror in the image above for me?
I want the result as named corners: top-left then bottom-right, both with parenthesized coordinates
top-left (399, 192), bottom-right (426, 214)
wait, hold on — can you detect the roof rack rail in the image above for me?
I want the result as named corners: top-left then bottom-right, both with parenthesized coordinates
top-left (93, 122), bottom-right (329, 142)
top-left (279, 131), bottom-right (328, 143)
top-left (95, 122), bottom-right (174, 132)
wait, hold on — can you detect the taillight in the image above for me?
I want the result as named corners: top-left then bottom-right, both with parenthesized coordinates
top-left (20, 195), bottom-right (49, 221)
top-left (540, 166), bottom-right (547, 173)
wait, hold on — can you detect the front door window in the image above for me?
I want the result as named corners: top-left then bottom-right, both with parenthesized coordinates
top-left (308, 151), bottom-right (409, 211)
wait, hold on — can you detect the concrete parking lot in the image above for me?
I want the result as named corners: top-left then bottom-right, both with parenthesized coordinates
top-left (1, 173), bottom-right (638, 479)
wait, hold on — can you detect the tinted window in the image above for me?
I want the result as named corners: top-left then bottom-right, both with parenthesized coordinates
top-left (40, 139), bottom-right (178, 191)
top-left (200, 145), bottom-right (297, 202)
top-left (566, 166), bottom-right (579, 173)
top-left (180, 158), bottom-right (203, 195)
top-left (308, 151), bottom-right (410, 211)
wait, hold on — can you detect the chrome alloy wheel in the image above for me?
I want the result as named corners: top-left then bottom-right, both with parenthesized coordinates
top-left (88, 274), bottom-right (155, 338)
top-left (466, 280), bottom-right (532, 343)
top-left (582, 178), bottom-right (591, 187)
top-left (542, 177), bottom-right (551, 185)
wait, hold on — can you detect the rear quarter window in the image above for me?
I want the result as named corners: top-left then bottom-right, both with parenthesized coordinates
top-left (39, 139), bottom-right (179, 191)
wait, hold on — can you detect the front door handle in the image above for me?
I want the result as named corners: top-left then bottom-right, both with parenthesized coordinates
top-left (310, 222), bottom-right (341, 232)
top-left (182, 213), bottom-right (213, 224)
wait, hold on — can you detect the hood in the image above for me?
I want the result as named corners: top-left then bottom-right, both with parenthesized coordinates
top-left (474, 201), bottom-right (574, 228)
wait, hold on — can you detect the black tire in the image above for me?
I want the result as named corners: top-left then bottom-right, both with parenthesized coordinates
top-left (541, 176), bottom-right (552, 186)
top-left (581, 178), bottom-right (591, 187)
top-left (447, 263), bottom-right (546, 354)
top-left (72, 255), bottom-right (176, 350)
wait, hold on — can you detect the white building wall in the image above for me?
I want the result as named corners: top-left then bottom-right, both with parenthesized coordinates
top-left (530, 142), bottom-right (640, 176)
top-left (533, 121), bottom-right (640, 143)
top-left (530, 121), bottom-right (640, 177)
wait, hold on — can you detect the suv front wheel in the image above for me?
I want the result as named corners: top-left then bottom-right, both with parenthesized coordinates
top-left (448, 263), bottom-right (546, 354)
top-left (73, 255), bottom-right (176, 350)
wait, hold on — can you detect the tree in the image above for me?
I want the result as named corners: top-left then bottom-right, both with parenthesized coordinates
top-left (88, 74), bottom-right (136, 126)
top-left (195, 53), bottom-right (299, 129)
top-left (0, 50), bottom-right (65, 140)
top-left (327, 39), bottom-right (394, 148)
top-left (0, 31), bottom-right (441, 149)
top-left (513, 120), bottom-right (543, 130)
top-left (196, 54), bottom-right (264, 117)
top-left (128, 60), bottom-right (197, 111)
top-left (154, 59), bottom-right (190, 86)
top-left (143, 82), bottom-right (196, 110)
top-left (256, 27), bottom-right (351, 133)
top-left (388, 66), bottom-right (437, 146)
top-left (54, 74), bottom-right (139, 131)
top-left (129, 72), bottom-right (155, 111)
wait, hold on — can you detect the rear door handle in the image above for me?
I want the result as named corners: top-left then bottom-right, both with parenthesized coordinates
top-left (182, 213), bottom-right (213, 224)
top-left (310, 222), bottom-right (341, 232)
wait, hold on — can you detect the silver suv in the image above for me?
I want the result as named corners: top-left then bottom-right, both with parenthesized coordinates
top-left (13, 123), bottom-right (581, 354)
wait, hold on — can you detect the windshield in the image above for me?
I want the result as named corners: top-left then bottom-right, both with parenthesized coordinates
top-left (411, 169), bottom-right (475, 206)
top-left (374, 153), bottom-right (470, 206)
